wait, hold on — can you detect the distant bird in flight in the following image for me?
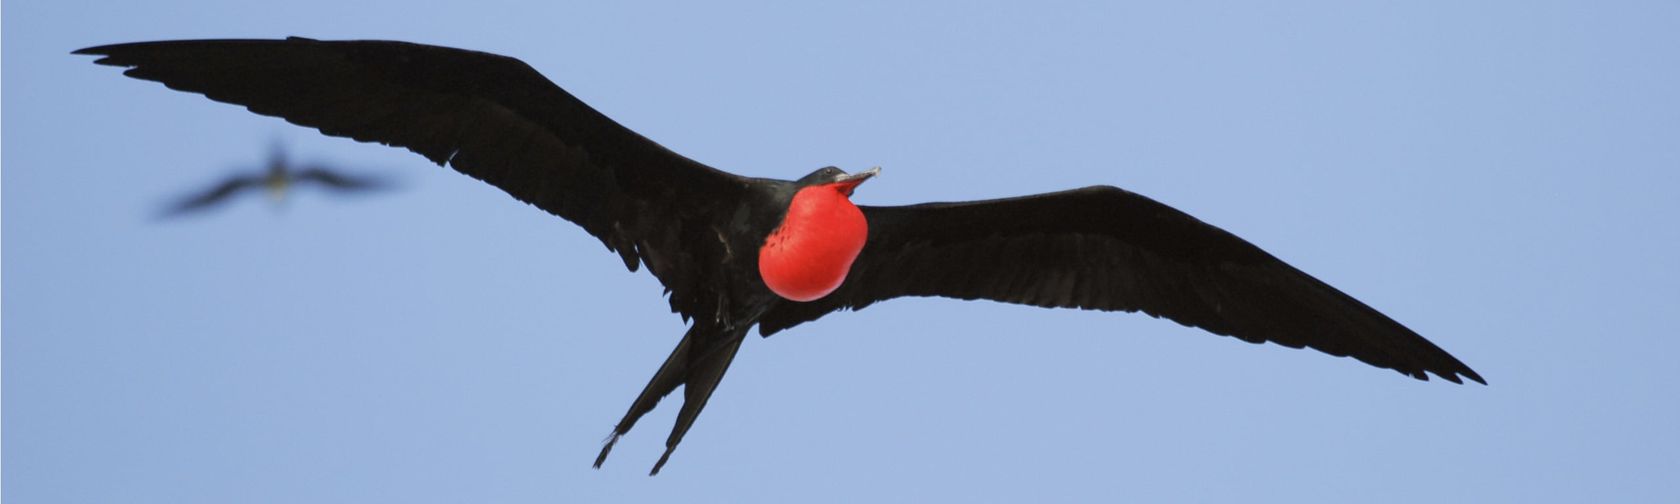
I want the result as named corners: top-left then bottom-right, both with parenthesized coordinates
top-left (80, 37), bottom-right (1484, 475)
top-left (158, 142), bottom-right (392, 218)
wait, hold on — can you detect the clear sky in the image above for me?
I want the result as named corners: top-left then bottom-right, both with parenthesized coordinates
top-left (6, 1), bottom-right (1678, 502)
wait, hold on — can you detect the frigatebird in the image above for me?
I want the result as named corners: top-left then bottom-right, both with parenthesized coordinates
top-left (158, 141), bottom-right (392, 218)
top-left (78, 37), bottom-right (1484, 475)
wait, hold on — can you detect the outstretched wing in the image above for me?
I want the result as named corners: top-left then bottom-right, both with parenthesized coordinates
top-left (761, 185), bottom-right (1484, 384)
top-left (80, 38), bottom-right (749, 311)
top-left (294, 166), bottom-right (392, 192)
top-left (157, 174), bottom-right (263, 217)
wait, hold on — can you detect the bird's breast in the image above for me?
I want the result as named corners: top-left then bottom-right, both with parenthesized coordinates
top-left (758, 188), bottom-right (868, 302)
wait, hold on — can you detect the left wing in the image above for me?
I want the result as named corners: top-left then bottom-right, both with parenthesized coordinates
top-left (759, 186), bottom-right (1484, 384)
top-left (157, 174), bottom-right (263, 217)
top-left (78, 38), bottom-right (751, 319)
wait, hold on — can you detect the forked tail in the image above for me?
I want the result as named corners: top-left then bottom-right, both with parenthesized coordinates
top-left (593, 323), bottom-right (749, 475)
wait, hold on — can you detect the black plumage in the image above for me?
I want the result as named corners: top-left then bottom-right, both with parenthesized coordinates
top-left (79, 37), bottom-right (1483, 475)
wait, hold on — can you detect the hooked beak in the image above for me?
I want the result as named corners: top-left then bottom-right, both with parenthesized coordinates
top-left (833, 166), bottom-right (880, 195)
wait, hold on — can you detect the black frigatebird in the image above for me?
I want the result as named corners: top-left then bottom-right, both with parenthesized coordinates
top-left (78, 37), bottom-right (1484, 475)
top-left (159, 141), bottom-right (393, 218)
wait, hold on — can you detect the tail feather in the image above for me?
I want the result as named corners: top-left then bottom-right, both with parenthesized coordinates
top-left (593, 323), bottom-right (748, 476)
top-left (651, 332), bottom-right (746, 475)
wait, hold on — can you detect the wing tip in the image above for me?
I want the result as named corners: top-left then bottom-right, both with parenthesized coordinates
top-left (1434, 352), bottom-right (1488, 385)
top-left (1455, 367), bottom-right (1489, 386)
top-left (73, 37), bottom-right (323, 59)
top-left (74, 40), bottom-right (151, 56)
top-left (73, 41), bottom-right (158, 59)
top-left (1415, 366), bottom-right (1487, 386)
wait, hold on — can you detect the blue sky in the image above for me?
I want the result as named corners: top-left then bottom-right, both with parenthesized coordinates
top-left (6, 1), bottom-right (1678, 502)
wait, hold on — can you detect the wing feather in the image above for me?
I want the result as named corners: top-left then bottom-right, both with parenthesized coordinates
top-left (760, 186), bottom-right (1483, 384)
top-left (157, 174), bottom-right (262, 217)
top-left (80, 38), bottom-right (748, 317)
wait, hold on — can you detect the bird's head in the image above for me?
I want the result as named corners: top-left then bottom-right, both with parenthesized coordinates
top-left (758, 166), bottom-right (880, 302)
top-left (797, 166), bottom-right (879, 197)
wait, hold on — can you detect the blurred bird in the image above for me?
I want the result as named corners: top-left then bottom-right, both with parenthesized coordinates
top-left (158, 142), bottom-right (393, 218)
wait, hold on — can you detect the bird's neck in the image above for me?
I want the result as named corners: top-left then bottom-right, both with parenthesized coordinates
top-left (758, 186), bottom-right (869, 302)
